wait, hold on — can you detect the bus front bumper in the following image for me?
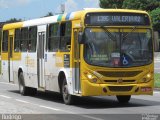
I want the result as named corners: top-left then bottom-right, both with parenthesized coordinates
top-left (81, 80), bottom-right (154, 96)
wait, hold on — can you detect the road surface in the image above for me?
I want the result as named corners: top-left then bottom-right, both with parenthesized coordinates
top-left (0, 81), bottom-right (160, 120)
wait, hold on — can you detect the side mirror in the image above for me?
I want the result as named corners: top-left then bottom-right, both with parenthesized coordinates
top-left (78, 32), bottom-right (85, 44)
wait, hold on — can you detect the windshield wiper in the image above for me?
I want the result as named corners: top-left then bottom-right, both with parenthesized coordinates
top-left (100, 26), bottom-right (117, 41)
top-left (122, 26), bottom-right (137, 40)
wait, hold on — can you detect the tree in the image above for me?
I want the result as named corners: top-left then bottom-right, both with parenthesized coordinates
top-left (122, 0), bottom-right (160, 11)
top-left (44, 12), bottom-right (53, 17)
top-left (6, 18), bottom-right (22, 23)
top-left (99, 0), bottom-right (160, 11)
top-left (149, 8), bottom-right (160, 31)
top-left (99, 0), bottom-right (124, 9)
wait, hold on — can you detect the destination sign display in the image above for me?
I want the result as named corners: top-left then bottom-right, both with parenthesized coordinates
top-left (85, 13), bottom-right (150, 26)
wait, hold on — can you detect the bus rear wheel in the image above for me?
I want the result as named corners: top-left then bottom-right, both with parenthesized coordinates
top-left (18, 72), bottom-right (30, 96)
top-left (62, 78), bottom-right (74, 105)
top-left (116, 95), bottom-right (131, 103)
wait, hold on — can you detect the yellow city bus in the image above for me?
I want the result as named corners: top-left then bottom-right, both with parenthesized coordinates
top-left (1, 9), bottom-right (154, 104)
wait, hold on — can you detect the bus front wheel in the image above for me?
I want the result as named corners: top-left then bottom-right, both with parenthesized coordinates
top-left (116, 95), bottom-right (131, 103)
top-left (62, 78), bottom-right (74, 105)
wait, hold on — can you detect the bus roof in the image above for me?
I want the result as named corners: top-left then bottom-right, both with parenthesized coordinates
top-left (3, 9), bottom-right (149, 30)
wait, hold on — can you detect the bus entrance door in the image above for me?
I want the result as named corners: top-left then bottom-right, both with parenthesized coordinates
top-left (37, 32), bottom-right (45, 88)
top-left (8, 35), bottom-right (14, 83)
top-left (73, 29), bottom-right (81, 93)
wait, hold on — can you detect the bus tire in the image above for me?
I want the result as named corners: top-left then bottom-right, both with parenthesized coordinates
top-left (62, 78), bottom-right (74, 105)
top-left (116, 95), bottom-right (131, 103)
top-left (29, 88), bottom-right (37, 96)
top-left (18, 72), bottom-right (30, 96)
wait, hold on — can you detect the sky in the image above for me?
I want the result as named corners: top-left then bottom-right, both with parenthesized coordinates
top-left (0, 0), bottom-right (99, 22)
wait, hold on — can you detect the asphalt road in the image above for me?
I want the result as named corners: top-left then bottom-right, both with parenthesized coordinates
top-left (0, 81), bottom-right (160, 120)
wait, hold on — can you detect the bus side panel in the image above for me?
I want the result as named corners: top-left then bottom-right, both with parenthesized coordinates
top-left (45, 52), bottom-right (59, 92)
top-left (25, 53), bottom-right (38, 88)
top-left (12, 52), bottom-right (21, 84)
top-left (19, 53), bottom-right (28, 85)
top-left (14, 52), bottom-right (37, 88)
top-left (55, 52), bottom-right (74, 94)
top-left (1, 55), bottom-right (9, 82)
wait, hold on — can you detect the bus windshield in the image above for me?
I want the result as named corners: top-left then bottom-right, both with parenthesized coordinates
top-left (84, 27), bottom-right (153, 67)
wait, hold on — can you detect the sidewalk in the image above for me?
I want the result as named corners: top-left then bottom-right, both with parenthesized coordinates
top-left (155, 52), bottom-right (160, 60)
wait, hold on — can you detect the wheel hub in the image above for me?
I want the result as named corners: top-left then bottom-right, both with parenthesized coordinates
top-left (63, 85), bottom-right (69, 100)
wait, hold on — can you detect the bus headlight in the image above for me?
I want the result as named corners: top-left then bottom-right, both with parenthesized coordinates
top-left (147, 73), bottom-right (151, 78)
top-left (141, 73), bottom-right (152, 83)
top-left (87, 74), bottom-right (93, 79)
top-left (85, 72), bottom-right (100, 83)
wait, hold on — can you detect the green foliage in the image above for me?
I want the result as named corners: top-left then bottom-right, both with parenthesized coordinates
top-left (99, 0), bottom-right (160, 11)
top-left (149, 8), bottom-right (160, 31)
top-left (6, 18), bottom-right (22, 23)
top-left (154, 73), bottom-right (160, 88)
top-left (99, 0), bottom-right (124, 9)
top-left (44, 12), bottom-right (53, 17)
top-left (122, 0), bottom-right (160, 11)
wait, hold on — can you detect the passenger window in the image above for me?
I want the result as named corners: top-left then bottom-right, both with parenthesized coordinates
top-left (20, 28), bottom-right (28, 52)
top-left (60, 22), bottom-right (72, 52)
top-left (47, 23), bottom-right (59, 52)
top-left (14, 29), bottom-right (21, 52)
top-left (28, 27), bottom-right (37, 52)
top-left (2, 31), bottom-right (8, 52)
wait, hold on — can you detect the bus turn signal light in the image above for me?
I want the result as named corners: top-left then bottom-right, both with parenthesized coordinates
top-left (91, 78), bottom-right (98, 83)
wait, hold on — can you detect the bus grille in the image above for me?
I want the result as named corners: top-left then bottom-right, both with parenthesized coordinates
top-left (98, 71), bottom-right (142, 77)
top-left (104, 80), bottom-right (136, 83)
top-left (108, 86), bottom-right (133, 92)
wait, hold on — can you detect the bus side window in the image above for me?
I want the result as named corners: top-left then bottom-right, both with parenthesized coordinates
top-left (14, 29), bottom-right (21, 52)
top-left (20, 28), bottom-right (28, 52)
top-left (2, 30), bottom-right (8, 52)
top-left (28, 26), bottom-right (37, 52)
top-left (47, 23), bottom-right (59, 52)
top-left (60, 22), bottom-right (71, 52)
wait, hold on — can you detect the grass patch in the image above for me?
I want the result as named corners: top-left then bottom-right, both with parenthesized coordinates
top-left (154, 73), bottom-right (160, 88)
